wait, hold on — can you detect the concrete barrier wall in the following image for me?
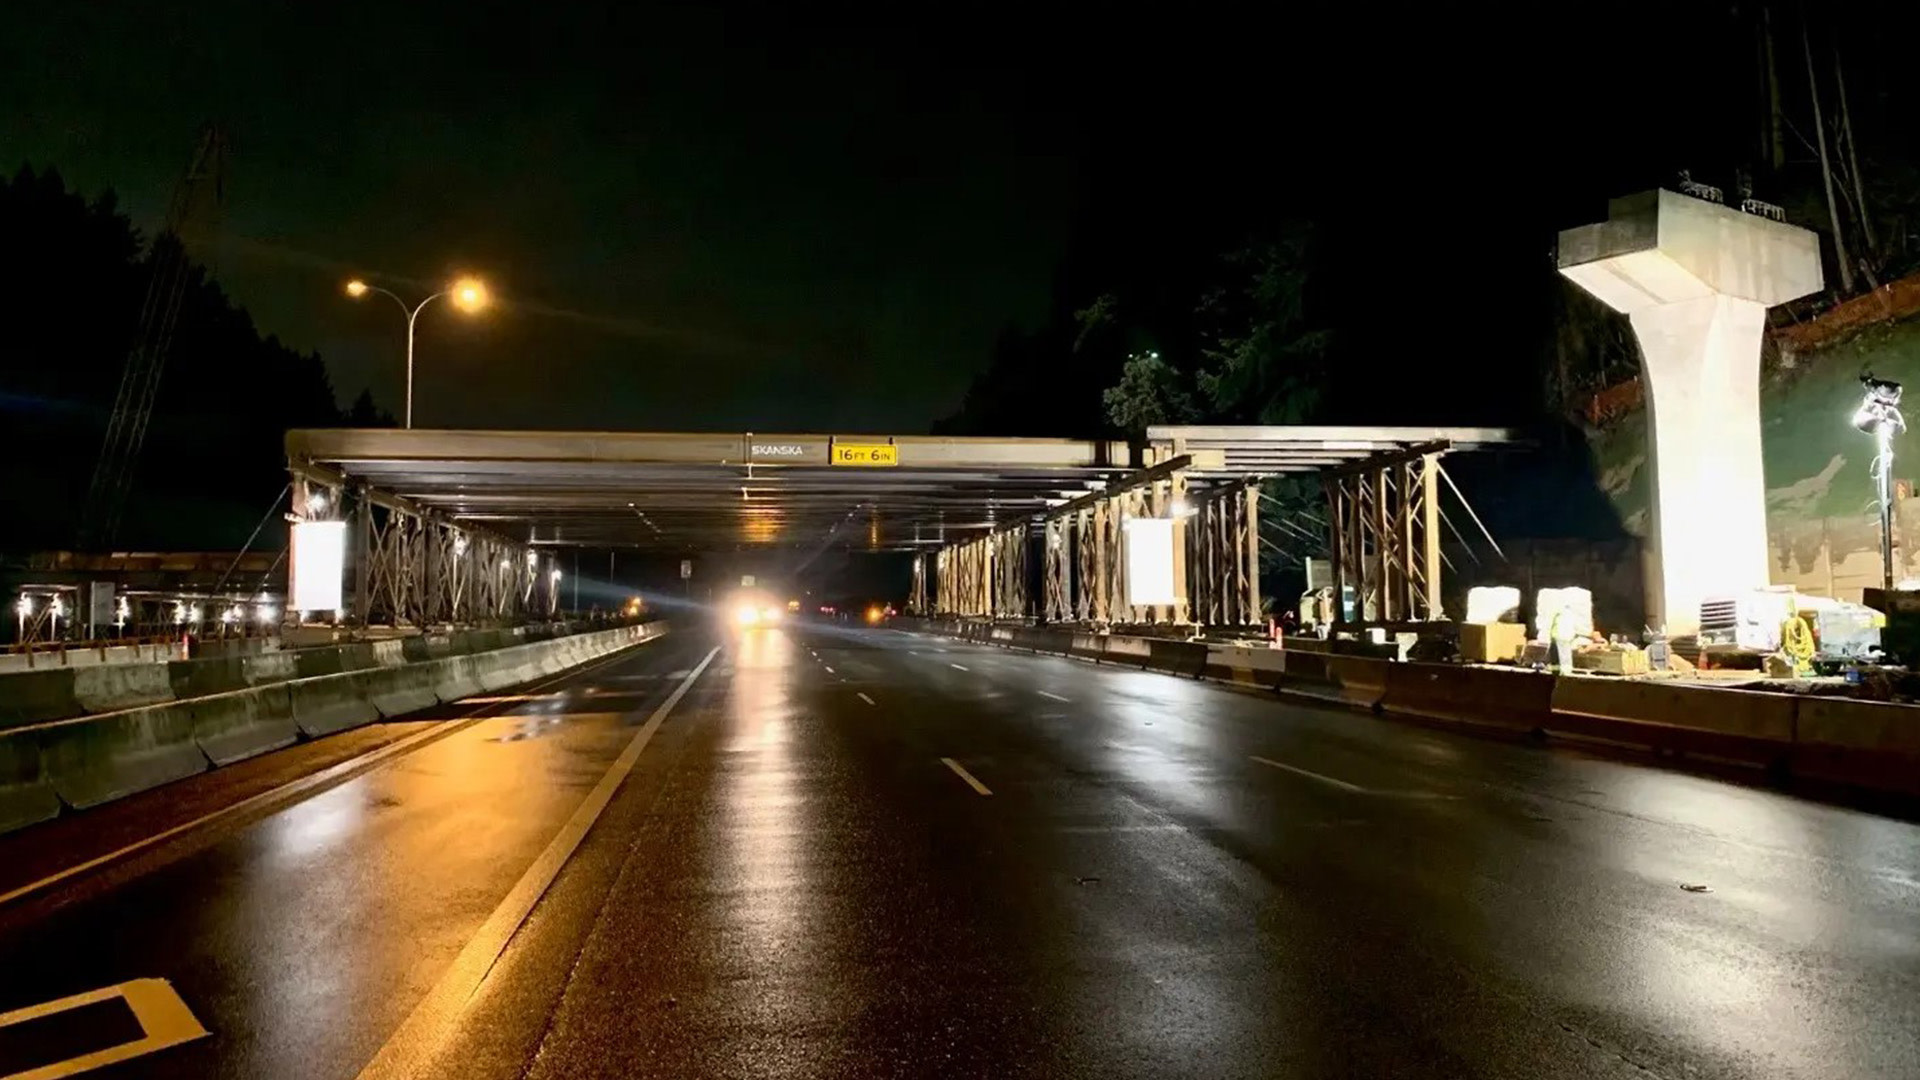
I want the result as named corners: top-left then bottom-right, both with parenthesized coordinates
top-left (0, 670), bottom-right (83, 730)
top-left (1791, 697), bottom-right (1920, 795)
top-left (288, 672), bottom-right (382, 738)
top-left (1202, 645), bottom-right (1286, 689)
top-left (168, 657), bottom-right (250, 699)
top-left (243, 652), bottom-right (298, 685)
top-left (431, 655), bottom-right (485, 703)
top-left (38, 705), bottom-right (212, 810)
top-left (73, 663), bottom-right (175, 714)
top-left (191, 684), bottom-right (299, 766)
top-left (1383, 664), bottom-right (1555, 733)
top-left (1548, 678), bottom-right (1796, 768)
top-left (1144, 639), bottom-right (1207, 677)
top-left (362, 665), bottom-right (441, 719)
top-left (0, 735), bottom-right (57, 834)
top-left (0, 620), bottom-right (666, 837)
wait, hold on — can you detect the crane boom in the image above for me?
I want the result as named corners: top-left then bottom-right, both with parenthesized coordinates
top-left (80, 125), bottom-right (227, 550)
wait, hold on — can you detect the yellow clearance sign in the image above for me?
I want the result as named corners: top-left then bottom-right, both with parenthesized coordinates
top-left (832, 442), bottom-right (898, 467)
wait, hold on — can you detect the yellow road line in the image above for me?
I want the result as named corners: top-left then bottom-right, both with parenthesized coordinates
top-left (940, 757), bottom-right (992, 796)
top-left (355, 645), bottom-right (719, 1080)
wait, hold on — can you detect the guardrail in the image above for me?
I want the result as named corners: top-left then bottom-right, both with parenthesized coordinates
top-left (901, 618), bottom-right (1920, 801)
top-left (0, 621), bottom-right (668, 836)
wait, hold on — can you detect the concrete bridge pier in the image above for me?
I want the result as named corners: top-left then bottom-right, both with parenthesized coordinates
top-left (1558, 189), bottom-right (1822, 636)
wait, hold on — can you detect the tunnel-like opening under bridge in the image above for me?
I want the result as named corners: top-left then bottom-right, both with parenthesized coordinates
top-left (286, 426), bottom-right (1512, 631)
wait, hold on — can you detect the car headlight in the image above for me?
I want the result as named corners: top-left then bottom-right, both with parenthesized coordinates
top-left (734, 604), bottom-right (760, 626)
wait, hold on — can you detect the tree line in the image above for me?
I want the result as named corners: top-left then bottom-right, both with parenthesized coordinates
top-left (0, 165), bottom-right (390, 553)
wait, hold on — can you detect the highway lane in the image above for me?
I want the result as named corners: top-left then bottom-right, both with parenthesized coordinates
top-left (1, 621), bottom-right (1916, 1078)
top-left (404, 622), bottom-right (1920, 1079)
top-left (0, 629), bottom-right (718, 1080)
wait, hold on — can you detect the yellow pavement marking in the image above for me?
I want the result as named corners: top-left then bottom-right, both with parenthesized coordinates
top-left (0, 640), bottom-right (664, 910)
top-left (0, 978), bottom-right (207, 1080)
top-left (940, 758), bottom-right (992, 796)
top-left (451, 694), bottom-right (556, 705)
top-left (1250, 755), bottom-right (1366, 794)
top-left (354, 645), bottom-right (719, 1080)
top-left (856, 693), bottom-right (876, 706)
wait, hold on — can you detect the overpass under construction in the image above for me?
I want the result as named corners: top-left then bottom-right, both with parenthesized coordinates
top-left (286, 425), bottom-right (1513, 631)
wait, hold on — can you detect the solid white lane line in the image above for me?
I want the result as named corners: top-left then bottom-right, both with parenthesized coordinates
top-left (1038, 690), bottom-right (1070, 702)
top-left (940, 757), bottom-right (993, 796)
top-left (1250, 755), bottom-right (1367, 794)
top-left (949, 663), bottom-right (970, 672)
top-left (355, 646), bottom-right (720, 1080)
top-left (857, 692), bottom-right (876, 706)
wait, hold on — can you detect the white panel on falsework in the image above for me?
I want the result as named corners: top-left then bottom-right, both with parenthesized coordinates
top-left (291, 520), bottom-right (347, 613)
top-left (1124, 517), bottom-right (1177, 607)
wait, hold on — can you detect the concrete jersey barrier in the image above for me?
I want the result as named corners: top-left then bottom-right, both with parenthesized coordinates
top-left (1275, 653), bottom-right (1388, 709)
top-left (1382, 664), bottom-right (1555, 733)
top-left (1546, 677), bottom-right (1795, 768)
top-left (1203, 645), bottom-right (1286, 689)
top-left (1789, 696), bottom-right (1920, 795)
top-left (0, 670), bottom-right (83, 730)
top-left (36, 705), bottom-right (212, 809)
top-left (0, 734), bottom-right (58, 834)
top-left (190, 684), bottom-right (300, 766)
top-left (0, 620), bottom-right (667, 838)
top-left (363, 664), bottom-right (442, 719)
top-left (73, 663), bottom-right (176, 714)
top-left (287, 672), bottom-right (382, 738)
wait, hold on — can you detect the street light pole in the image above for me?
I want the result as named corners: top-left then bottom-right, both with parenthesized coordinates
top-left (1853, 374), bottom-right (1907, 592)
top-left (345, 277), bottom-right (489, 429)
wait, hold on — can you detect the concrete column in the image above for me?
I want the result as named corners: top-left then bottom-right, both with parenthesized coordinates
top-left (1559, 190), bottom-right (1821, 635)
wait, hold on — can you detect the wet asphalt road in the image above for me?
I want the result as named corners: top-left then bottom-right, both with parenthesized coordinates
top-left (0, 623), bottom-right (1916, 1079)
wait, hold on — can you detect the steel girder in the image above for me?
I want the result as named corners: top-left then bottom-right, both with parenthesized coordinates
top-left (1324, 451), bottom-right (1442, 624)
top-left (1188, 480), bottom-right (1262, 627)
top-left (990, 526), bottom-right (1028, 619)
top-left (323, 481), bottom-right (539, 629)
top-left (1042, 519), bottom-right (1071, 623)
top-left (932, 464), bottom-right (1242, 628)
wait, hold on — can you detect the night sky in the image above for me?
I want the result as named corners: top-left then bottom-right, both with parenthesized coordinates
top-left (9, 2), bottom-right (1911, 434)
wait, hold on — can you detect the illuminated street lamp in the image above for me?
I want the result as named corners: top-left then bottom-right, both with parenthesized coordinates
top-left (342, 275), bottom-right (490, 429)
top-left (1853, 373), bottom-right (1906, 590)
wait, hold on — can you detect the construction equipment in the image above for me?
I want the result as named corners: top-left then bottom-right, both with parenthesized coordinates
top-left (79, 125), bottom-right (228, 550)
